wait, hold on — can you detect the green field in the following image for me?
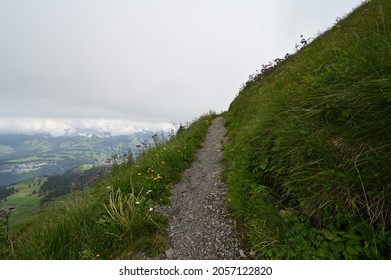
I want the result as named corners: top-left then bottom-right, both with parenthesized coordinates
top-left (6, 156), bottom-right (47, 163)
top-left (0, 178), bottom-right (46, 229)
top-left (0, 173), bottom-right (94, 230)
top-left (0, 145), bottom-right (14, 155)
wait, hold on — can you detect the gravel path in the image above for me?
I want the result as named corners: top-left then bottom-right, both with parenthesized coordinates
top-left (159, 116), bottom-right (241, 260)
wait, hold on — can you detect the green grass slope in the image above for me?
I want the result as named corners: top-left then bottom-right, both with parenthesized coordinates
top-left (224, 0), bottom-right (391, 259)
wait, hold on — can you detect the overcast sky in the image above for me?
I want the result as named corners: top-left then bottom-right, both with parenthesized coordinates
top-left (0, 0), bottom-right (364, 135)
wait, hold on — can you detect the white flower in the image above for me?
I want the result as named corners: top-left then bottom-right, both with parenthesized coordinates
top-left (149, 207), bottom-right (154, 212)
top-left (135, 201), bottom-right (140, 205)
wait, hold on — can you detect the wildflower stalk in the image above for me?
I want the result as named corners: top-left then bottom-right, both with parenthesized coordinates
top-left (1, 206), bottom-right (16, 256)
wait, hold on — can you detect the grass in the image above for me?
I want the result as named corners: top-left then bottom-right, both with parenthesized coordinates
top-left (0, 178), bottom-right (46, 229)
top-left (72, 164), bottom-right (94, 174)
top-left (0, 113), bottom-right (215, 259)
top-left (223, 0), bottom-right (391, 259)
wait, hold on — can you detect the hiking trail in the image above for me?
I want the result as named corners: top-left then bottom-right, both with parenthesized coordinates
top-left (159, 116), bottom-right (241, 260)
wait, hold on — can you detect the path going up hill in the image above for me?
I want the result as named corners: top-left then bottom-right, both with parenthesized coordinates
top-left (159, 116), bottom-right (241, 259)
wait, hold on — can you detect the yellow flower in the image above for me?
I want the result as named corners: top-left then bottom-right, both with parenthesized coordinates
top-left (137, 173), bottom-right (142, 176)
top-left (153, 174), bottom-right (162, 181)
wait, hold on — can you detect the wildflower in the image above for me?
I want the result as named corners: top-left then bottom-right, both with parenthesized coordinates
top-left (0, 210), bottom-right (8, 218)
top-left (146, 190), bottom-right (153, 195)
top-left (149, 207), bottom-right (154, 212)
top-left (135, 201), bottom-right (140, 205)
top-left (137, 173), bottom-right (142, 176)
top-left (1, 205), bottom-right (17, 218)
top-left (153, 174), bottom-right (162, 181)
top-left (96, 253), bottom-right (101, 258)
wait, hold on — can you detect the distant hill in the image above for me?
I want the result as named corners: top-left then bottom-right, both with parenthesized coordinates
top-left (39, 164), bottom-right (109, 204)
top-left (0, 131), bottom-right (160, 186)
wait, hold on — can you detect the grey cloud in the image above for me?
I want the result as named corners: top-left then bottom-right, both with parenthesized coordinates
top-left (0, 117), bottom-right (174, 137)
top-left (0, 0), bottom-right (364, 133)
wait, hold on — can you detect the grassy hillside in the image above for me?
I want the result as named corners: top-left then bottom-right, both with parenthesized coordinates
top-left (224, 0), bottom-right (391, 259)
top-left (0, 164), bottom-right (105, 231)
top-left (0, 177), bottom-right (46, 228)
top-left (0, 114), bottom-right (215, 259)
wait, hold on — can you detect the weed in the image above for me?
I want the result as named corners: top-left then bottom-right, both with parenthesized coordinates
top-left (104, 176), bottom-right (156, 237)
top-left (241, 35), bottom-right (311, 91)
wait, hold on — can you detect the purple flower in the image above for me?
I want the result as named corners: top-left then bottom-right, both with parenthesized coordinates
top-left (0, 210), bottom-right (8, 218)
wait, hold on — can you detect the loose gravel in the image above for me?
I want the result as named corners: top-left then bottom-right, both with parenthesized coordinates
top-left (158, 116), bottom-right (241, 260)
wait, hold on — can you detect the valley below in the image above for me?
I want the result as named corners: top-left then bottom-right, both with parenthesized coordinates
top-left (0, 130), bottom-right (164, 229)
top-left (0, 132), bottom-right (159, 186)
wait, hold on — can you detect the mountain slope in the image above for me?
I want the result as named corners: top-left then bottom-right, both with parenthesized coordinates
top-left (1, 114), bottom-right (215, 259)
top-left (224, 0), bottom-right (391, 259)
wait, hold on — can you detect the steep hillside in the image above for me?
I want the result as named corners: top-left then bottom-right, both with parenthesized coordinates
top-left (224, 0), bottom-right (391, 259)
